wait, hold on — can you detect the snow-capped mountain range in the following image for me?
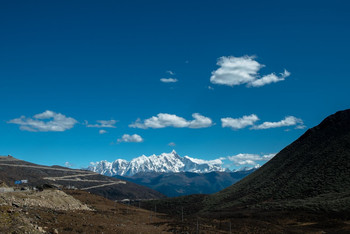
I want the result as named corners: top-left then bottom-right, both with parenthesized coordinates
top-left (87, 150), bottom-right (229, 176)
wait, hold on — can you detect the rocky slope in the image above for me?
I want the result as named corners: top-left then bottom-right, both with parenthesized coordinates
top-left (202, 109), bottom-right (350, 212)
top-left (0, 189), bottom-right (171, 233)
top-left (0, 189), bottom-right (91, 211)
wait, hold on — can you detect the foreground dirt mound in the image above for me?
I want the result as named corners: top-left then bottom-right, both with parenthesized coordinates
top-left (0, 189), bottom-right (171, 233)
top-left (0, 189), bottom-right (92, 211)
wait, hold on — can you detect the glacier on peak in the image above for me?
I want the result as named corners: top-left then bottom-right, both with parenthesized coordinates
top-left (87, 150), bottom-right (227, 176)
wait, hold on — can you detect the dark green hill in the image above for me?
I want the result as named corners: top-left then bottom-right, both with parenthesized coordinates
top-left (203, 109), bottom-right (350, 213)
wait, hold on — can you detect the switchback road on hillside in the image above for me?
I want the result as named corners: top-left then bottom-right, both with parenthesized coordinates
top-left (81, 181), bottom-right (126, 190)
top-left (0, 163), bottom-right (94, 173)
top-left (0, 159), bottom-right (127, 190)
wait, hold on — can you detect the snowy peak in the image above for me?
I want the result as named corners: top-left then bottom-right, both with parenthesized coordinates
top-left (88, 151), bottom-right (226, 176)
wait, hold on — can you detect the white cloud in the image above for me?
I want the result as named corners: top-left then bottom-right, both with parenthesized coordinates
top-left (8, 110), bottom-right (77, 132)
top-left (208, 86), bottom-right (214, 90)
top-left (189, 113), bottom-right (213, 129)
top-left (251, 116), bottom-right (304, 130)
top-left (249, 70), bottom-right (290, 87)
top-left (64, 162), bottom-right (72, 168)
top-left (129, 113), bottom-right (213, 129)
top-left (34, 110), bottom-right (57, 119)
top-left (184, 155), bottom-right (224, 166)
top-left (87, 120), bottom-right (117, 128)
top-left (262, 153), bottom-right (276, 160)
top-left (221, 114), bottom-right (305, 131)
top-left (210, 55), bottom-right (290, 87)
top-left (295, 124), bottom-right (306, 129)
top-left (99, 129), bottom-right (107, 134)
top-left (168, 142), bottom-right (176, 146)
top-left (221, 114), bottom-right (259, 130)
top-left (227, 153), bottom-right (276, 166)
top-left (227, 154), bottom-right (262, 165)
top-left (130, 114), bottom-right (188, 129)
top-left (166, 70), bottom-right (175, 75)
top-left (160, 78), bottom-right (178, 83)
top-left (117, 134), bottom-right (144, 143)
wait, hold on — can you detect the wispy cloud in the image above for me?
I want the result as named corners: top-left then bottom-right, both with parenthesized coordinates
top-left (221, 114), bottom-right (305, 130)
top-left (117, 134), bottom-right (144, 143)
top-left (168, 142), bottom-right (176, 146)
top-left (227, 153), bottom-right (276, 166)
top-left (86, 120), bottom-right (117, 128)
top-left (166, 70), bottom-right (175, 75)
top-left (221, 114), bottom-right (259, 130)
top-left (261, 153), bottom-right (276, 160)
top-left (130, 113), bottom-right (213, 129)
top-left (160, 78), bottom-right (178, 83)
top-left (249, 70), bottom-right (290, 87)
top-left (251, 116), bottom-right (304, 130)
top-left (295, 124), bottom-right (307, 129)
top-left (8, 110), bottom-right (77, 132)
top-left (99, 129), bottom-right (107, 134)
top-left (210, 55), bottom-right (290, 87)
top-left (184, 155), bottom-right (225, 166)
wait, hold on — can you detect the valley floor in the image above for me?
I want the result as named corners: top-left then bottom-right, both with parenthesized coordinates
top-left (1, 188), bottom-right (349, 233)
top-left (164, 210), bottom-right (350, 233)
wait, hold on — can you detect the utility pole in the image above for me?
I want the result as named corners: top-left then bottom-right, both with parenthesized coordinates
top-left (181, 206), bottom-right (184, 223)
top-left (196, 218), bottom-right (199, 234)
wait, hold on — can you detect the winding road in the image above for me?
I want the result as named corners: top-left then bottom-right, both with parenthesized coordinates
top-left (0, 156), bottom-right (127, 190)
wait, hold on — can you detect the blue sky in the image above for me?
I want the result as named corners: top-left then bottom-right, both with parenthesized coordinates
top-left (1, 0), bottom-right (349, 169)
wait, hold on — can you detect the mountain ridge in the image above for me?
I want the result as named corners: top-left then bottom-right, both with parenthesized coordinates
top-left (115, 169), bottom-right (256, 197)
top-left (88, 150), bottom-right (227, 176)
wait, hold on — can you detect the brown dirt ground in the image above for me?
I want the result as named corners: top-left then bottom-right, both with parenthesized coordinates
top-left (1, 189), bottom-right (349, 233)
top-left (0, 189), bottom-right (171, 233)
top-left (30, 189), bottom-right (171, 233)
